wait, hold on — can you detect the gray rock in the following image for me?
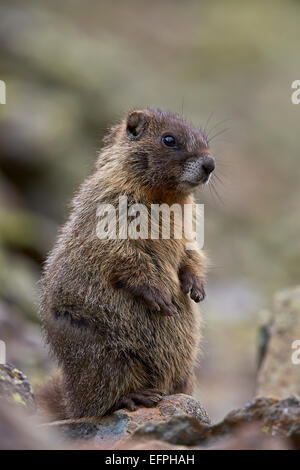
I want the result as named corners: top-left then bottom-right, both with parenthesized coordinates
top-left (133, 415), bottom-right (208, 446)
top-left (257, 286), bottom-right (300, 398)
top-left (133, 396), bottom-right (300, 448)
top-left (43, 394), bottom-right (210, 449)
top-left (0, 363), bottom-right (35, 413)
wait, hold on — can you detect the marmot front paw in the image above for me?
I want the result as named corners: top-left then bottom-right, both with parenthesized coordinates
top-left (130, 284), bottom-right (178, 316)
top-left (179, 272), bottom-right (206, 303)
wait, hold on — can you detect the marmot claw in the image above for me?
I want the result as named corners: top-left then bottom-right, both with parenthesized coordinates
top-left (179, 272), bottom-right (206, 303)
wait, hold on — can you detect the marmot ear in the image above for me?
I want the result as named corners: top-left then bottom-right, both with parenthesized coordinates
top-left (126, 111), bottom-right (148, 139)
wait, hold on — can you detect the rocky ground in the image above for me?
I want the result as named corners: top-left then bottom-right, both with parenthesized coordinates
top-left (1, 286), bottom-right (299, 450)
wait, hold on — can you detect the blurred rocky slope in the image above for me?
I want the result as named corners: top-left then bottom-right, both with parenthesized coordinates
top-left (1, 0), bottom-right (300, 419)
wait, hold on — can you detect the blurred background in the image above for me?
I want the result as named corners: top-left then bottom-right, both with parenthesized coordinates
top-left (0, 0), bottom-right (299, 422)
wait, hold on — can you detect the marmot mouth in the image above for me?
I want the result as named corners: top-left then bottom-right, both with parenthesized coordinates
top-left (179, 156), bottom-right (215, 189)
top-left (177, 180), bottom-right (204, 192)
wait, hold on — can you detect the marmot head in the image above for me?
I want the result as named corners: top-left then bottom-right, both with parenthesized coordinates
top-left (103, 108), bottom-right (215, 196)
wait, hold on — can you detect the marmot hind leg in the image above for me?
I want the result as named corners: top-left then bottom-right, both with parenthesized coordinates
top-left (113, 389), bottom-right (165, 412)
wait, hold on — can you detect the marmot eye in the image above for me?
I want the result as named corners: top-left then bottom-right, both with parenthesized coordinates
top-left (162, 135), bottom-right (176, 147)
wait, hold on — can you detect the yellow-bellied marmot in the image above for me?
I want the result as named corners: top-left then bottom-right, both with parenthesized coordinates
top-left (39, 108), bottom-right (215, 419)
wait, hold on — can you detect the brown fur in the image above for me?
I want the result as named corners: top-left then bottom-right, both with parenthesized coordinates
top-left (36, 373), bottom-right (67, 421)
top-left (39, 108), bottom-right (213, 420)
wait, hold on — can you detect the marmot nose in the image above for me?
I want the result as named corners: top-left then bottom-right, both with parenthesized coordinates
top-left (201, 155), bottom-right (215, 176)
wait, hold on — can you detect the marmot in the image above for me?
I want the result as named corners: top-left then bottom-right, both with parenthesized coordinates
top-left (39, 108), bottom-right (215, 420)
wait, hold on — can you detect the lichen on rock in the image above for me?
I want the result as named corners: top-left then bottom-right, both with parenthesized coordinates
top-left (0, 363), bottom-right (35, 413)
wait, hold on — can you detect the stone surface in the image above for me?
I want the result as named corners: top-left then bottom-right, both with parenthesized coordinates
top-left (117, 423), bottom-right (290, 450)
top-left (205, 423), bottom-right (290, 450)
top-left (132, 396), bottom-right (300, 449)
top-left (0, 363), bottom-right (35, 413)
top-left (42, 394), bottom-right (300, 449)
top-left (207, 396), bottom-right (300, 448)
top-left (43, 394), bottom-right (210, 449)
top-left (256, 286), bottom-right (300, 398)
top-left (113, 424), bottom-right (289, 450)
top-left (132, 415), bottom-right (206, 446)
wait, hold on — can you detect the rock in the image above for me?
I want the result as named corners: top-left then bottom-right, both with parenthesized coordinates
top-left (121, 423), bottom-right (290, 450)
top-left (256, 286), bottom-right (300, 398)
top-left (115, 423), bottom-right (289, 450)
top-left (132, 415), bottom-right (206, 446)
top-left (42, 393), bottom-right (300, 449)
top-left (154, 394), bottom-right (210, 423)
top-left (209, 396), bottom-right (300, 448)
top-left (206, 423), bottom-right (290, 450)
top-left (0, 363), bottom-right (35, 413)
top-left (115, 439), bottom-right (188, 450)
top-left (42, 394), bottom-right (210, 449)
top-left (132, 396), bottom-right (300, 449)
